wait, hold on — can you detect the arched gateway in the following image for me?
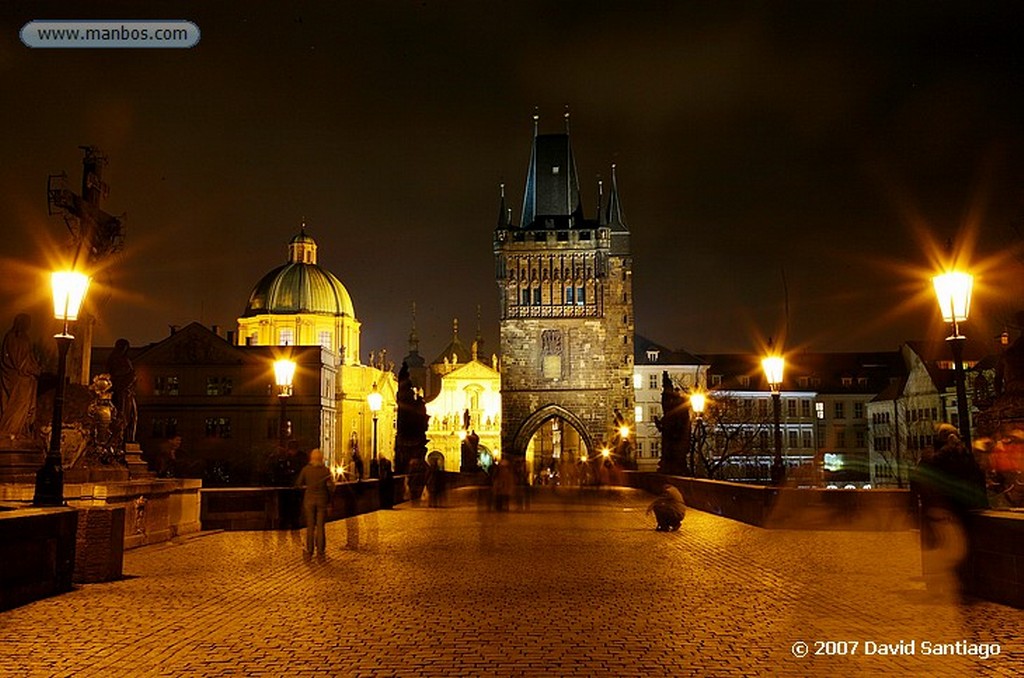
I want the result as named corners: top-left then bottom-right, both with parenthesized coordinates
top-left (495, 115), bottom-right (635, 464)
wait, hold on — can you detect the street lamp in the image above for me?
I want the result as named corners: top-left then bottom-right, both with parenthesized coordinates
top-left (368, 383), bottom-right (383, 478)
top-left (34, 270), bottom-right (90, 506)
top-left (932, 269), bottom-right (974, 448)
top-left (689, 391), bottom-right (707, 477)
top-left (762, 352), bottom-right (786, 486)
top-left (273, 358), bottom-right (296, 453)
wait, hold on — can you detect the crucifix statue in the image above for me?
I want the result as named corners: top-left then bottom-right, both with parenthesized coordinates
top-left (47, 146), bottom-right (127, 384)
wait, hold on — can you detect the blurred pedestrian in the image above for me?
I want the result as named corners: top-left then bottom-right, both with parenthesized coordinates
top-left (295, 448), bottom-right (336, 560)
top-left (493, 458), bottom-right (515, 511)
top-left (911, 424), bottom-right (987, 596)
top-left (408, 458), bottom-right (427, 503)
top-left (379, 455), bottom-right (395, 509)
top-left (427, 457), bottom-right (446, 507)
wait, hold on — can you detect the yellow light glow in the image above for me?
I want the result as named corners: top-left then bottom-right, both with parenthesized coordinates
top-left (51, 271), bottom-right (90, 322)
top-left (632, 372), bottom-right (642, 388)
top-left (273, 359), bottom-right (296, 396)
top-left (932, 270), bottom-right (973, 324)
top-left (761, 356), bottom-right (784, 390)
top-left (457, 429), bottom-right (467, 441)
top-left (618, 425), bottom-right (630, 439)
top-left (690, 392), bottom-right (707, 415)
top-left (601, 447), bottom-right (610, 458)
top-left (367, 383), bottom-right (383, 412)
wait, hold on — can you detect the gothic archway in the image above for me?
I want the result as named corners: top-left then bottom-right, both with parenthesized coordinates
top-left (511, 404), bottom-right (595, 459)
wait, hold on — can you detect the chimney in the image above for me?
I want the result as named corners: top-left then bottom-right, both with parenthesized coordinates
top-left (211, 324), bottom-right (220, 337)
top-left (227, 330), bottom-right (236, 345)
top-left (169, 325), bottom-right (179, 336)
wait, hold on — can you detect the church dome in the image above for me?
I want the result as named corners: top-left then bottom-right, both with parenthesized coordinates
top-left (242, 229), bottom-right (355, 318)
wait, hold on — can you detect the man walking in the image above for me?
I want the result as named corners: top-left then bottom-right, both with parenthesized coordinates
top-left (295, 448), bottom-right (335, 560)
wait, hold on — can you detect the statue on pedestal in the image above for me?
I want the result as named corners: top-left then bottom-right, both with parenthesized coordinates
top-left (654, 371), bottom-right (690, 476)
top-left (0, 314), bottom-right (41, 441)
top-left (106, 338), bottom-right (137, 446)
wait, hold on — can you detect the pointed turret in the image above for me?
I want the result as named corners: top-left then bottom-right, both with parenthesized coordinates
top-left (605, 163), bottom-right (627, 231)
top-left (497, 183), bottom-right (510, 228)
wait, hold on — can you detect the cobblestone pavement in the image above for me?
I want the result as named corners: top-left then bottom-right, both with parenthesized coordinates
top-left (2, 487), bottom-right (1022, 677)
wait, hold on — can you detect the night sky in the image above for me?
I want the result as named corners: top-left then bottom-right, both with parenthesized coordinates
top-left (3, 1), bottom-right (1024, 362)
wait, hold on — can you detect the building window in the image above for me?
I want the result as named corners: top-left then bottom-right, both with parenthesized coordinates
top-left (815, 402), bottom-right (825, 420)
top-left (205, 417), bottom-right (232, 438)
top-left (649, 374), bottom-right (659, 390)
top-left (154, 375), bottom-right (180, 396)
top-left (279, 328), bottom-right (294, 346)
top-left (318, 331), bottom-right (332, 349)
top-left (834, 402), bottom-right (845, 419)
top-left (636, 441), bottom-right (644, 457)
top-left (711, 375), bottom-right (722, 387)
top-left (854, 402), bottom-right (864, 419)
top-left (651, 441), bottom-right (661, 455)
top-left (151, 417), bottom-right (178, 438)
top-left (564, 286), bottom-right (574, 305)
top-left (836, 429), bottom-right (846, 448)
top-left (207, 376), bottom-right (233, 396)
top-left (801, 400), bottom-right (811, 418)
top-left (788, 431), bottom-right (798, 448)
top-left (738, 375), bottom-right (750, 388)
top-left (633, 373), bottom-right (643, 389)
top-left (635, 405), bottom-right (644, 422)
top-left (534, 287), bottom-right (542, 305)
top-left (802, 431), bottom-right (812, 448)
top-left (787, 399), bottom-right (797, 417)
top-left (522, 288), bottom-right (531, 306)
top-left (576, 286), bottom-right (586, 305)
top-left (855, 431), bottom-right (866, 448)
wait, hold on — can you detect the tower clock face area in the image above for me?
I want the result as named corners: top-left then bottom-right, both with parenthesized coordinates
top-left (495, 125), bottom-right (635, 464)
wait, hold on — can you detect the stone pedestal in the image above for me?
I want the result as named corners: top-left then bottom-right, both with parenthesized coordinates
top-left (0, 442), bottom-right (43, 484)
top-left (124, 443), bottom-right (153, 479)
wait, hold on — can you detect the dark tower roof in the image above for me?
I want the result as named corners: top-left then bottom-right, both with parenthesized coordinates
top-left (520, 133), bottom-right (583, 229)
top-left (605, 164), bottom-right (627, 231)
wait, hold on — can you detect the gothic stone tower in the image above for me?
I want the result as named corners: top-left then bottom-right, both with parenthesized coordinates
top-left (494, 117), bottom-right (635, 464)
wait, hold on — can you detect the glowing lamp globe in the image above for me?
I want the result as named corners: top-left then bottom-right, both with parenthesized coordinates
top-left (761, 356), bottom-right (785, 391)
top-left (51, 271), bottom-right (90, 324)
top-left (274, 359), bottom-right (296, 396)
top-left (690, 392), bottom-right (707, 415)
top-left (932, 271), bottom-right (973, 325)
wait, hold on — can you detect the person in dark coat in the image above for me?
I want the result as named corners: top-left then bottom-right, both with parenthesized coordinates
top-left (378, 456), bottom-right (395, 509)
top-left (295, 448), bottom-right (336, 560)
top-left (426, 457), bottom-right (446, 508)
top-left (647, 485), bottom-right (686, 531)
top-left (911, 424), bottom-right (987, 596)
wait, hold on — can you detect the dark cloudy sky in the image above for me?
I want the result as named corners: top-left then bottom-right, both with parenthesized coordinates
top-left (3, 1), bottom-right (1024, 361)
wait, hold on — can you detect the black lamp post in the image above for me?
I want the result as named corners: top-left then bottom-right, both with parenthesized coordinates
top-left (273, 358), bottom-right (296, 452)
top-left (762, 353), bottom-right (786, 486)
top-left (368, 383), bottom-right (382, 478)
top-left (932, 270), bottom-right (974, 448)
top-left (34, 270), bottom-right (90, 506)
top-left (689, 391), bottom-right (707, 477)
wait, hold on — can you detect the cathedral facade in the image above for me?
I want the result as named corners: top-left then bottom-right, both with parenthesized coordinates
top-left (494, 118), bottom-right (635, 466)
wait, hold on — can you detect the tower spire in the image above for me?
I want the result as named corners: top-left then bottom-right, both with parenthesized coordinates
top-left (532, 107), bottom-right (539, 136)
top-left (605, 162), bottom-right (627, 230)
top-left (475, 304), bottom-right (483, 345)
top-left (497, 182), bottom-right (509, 227)
top-left (409, 302), bottom-right (419, 354)
top-left (564, 105), bottom-right (570, 134)
top-left (597, 176), bottom-right (604, 225)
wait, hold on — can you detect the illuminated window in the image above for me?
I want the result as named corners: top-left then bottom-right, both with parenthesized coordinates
top-left (815, 402), bottom-right (825, 420)
top-left (649, 374), bottom-right (659, 390)
top-left (635, 405), bottom-right (643, 422)
top-left (279, 328), bottom-right (294, 346)
top-left (205, 417), bottom-right (232, 438)
top-left (576, 286), bottom-right (585, 305)
top-left (787, 399), bottom-right (797, 417)
top-left (318, 331), bottom-right (332, 349)
top-left (154, 375), bottom-right (180, 396)
top-left (565, 286), bottom-right (574, 305)
top-left (633, 373), bottom-right (642, 389)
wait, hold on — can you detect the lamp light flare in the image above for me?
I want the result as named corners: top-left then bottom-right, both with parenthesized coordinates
top-left (51, 271), bottom-right (90, 324)
top-left (367, 384), bottom-right (383, 413)
top-left (690, 392), bottom-right (707, 415)
top-left (932, 271), bottom-right (973, 325)
top-left (273, 359), bottom-right (296, 396)
top-left (618, 425), bottom-right (630, 439)
top-left (761, 355), bottom-right (785, 391)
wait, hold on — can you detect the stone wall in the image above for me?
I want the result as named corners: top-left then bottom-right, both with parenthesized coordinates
top-left (967, 510), bottom-right (1024, 609)
top-left (0, 506), bottom-right (77, 610)
top-left (627, 472), bottom-right (917, 531)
